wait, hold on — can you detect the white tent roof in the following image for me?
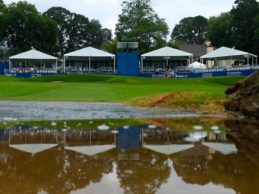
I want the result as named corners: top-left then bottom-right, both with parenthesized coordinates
top-left (200, 46), bottom-right (257, 59)
top-left (9, 49), bottom-right (57, 60)
top-left (64, 47), bottom-right (115, 58)
top-left (202, 142), bottom-right (237, 155)
top-left (10, 144), bottom-right (58, 155)
top-left (64, 145), bottom-right (115, 156)
top-left (142, 46), bottom-right (193, 57)
top-left (144, 144), bottom-right (194, 155)
top-left (188, 61), bottom-right (207, 69)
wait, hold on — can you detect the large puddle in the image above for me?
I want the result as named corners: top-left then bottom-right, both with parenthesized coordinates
top-left (0, 101), bottom-right (199, 121)
top-left (0, 117), bottom-right (259, 194)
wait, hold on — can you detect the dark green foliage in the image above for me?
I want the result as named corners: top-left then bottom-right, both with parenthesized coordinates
top-left (115, 0), bottom-right (169, 53)
top-left (230, 0), bottom-right (259, 54)
top-left (207, 13), bottom-right (233, 48)
top-left (171, 16), bottom-right (208, 44)
top-left (207, 0), bottom-right (259, 56)
top-left (44, 7), bottom-right (112, 56)
top-left (3, 2), bottom-right (58, 54)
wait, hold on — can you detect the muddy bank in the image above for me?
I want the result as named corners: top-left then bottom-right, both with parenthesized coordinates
top-left (0, 100), bottom-right (200, 121)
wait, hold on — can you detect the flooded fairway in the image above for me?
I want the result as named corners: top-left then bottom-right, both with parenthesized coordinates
top-left (0, 118), bottom-right (259, 194)
top-left (0, 101), bottom-right (199, 121)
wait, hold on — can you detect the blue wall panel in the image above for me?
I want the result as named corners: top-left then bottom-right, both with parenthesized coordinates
top-left (0, 63), bottom-right (8, 75)
top-left (117, 52), bottom-right (139, 76)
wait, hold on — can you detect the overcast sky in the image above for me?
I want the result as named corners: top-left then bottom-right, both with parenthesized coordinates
top-left (3, 0), bottom-right (241, 36)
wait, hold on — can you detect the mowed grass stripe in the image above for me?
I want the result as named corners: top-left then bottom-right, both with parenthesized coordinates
top-left (0, 75), bottom-right (244, 102)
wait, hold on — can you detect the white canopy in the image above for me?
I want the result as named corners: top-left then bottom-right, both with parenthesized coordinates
top-left (64, 47), bottom-right (115, 58)
top-left (10, 144), bottom-right (58, 155)
top-left (9, 49), bottom-right (57, 60)
top-left (200, 46), bottom-right (257, 59)
top-left (142, 46), bottom-right (193, 57)
top-left (188, 61), bottom-right (207, 69)
top-left (202, 142), bottom-right (237, 155)
top-left (64, 145), bottom-right (115, 156)
top-left (144, 144), bottom-right (194, 155)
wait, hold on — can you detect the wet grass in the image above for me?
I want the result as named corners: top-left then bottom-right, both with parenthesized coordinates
top-left (0, 74), bottom-right (244, 113)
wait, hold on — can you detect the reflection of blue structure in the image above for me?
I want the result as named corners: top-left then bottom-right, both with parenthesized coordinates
top-left (117, 126), bottom-right (141, 150)
top-left (116, 42), bottom-right (140, 76)
top-left (0, 129), bottom-right (8, 141)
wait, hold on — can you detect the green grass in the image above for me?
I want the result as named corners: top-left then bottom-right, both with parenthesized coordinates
top-left (0, 74), bottom-right (244, 102)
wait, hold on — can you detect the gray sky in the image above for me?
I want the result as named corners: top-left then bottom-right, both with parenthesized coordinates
top-left (3, 0), bottom-right (237, 36)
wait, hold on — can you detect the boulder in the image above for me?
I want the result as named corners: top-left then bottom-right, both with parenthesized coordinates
top-left (224, 71), bottom-right (259, 118)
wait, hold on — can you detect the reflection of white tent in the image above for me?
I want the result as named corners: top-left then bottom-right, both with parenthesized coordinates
top-left (144, 144), bottom-right (194, 155)
top-left (9, 48), bottom-right (58, 72)
top-left (64, 145), bottom-right (115, 156)
top-left (202, 142), bottom-right (237, 155)
top-left (9, 144), bottom-right (58, 155)
top-left (64, 47), bottom-right (116, 74)
top-left (188, 61), bottom-right (207, 69)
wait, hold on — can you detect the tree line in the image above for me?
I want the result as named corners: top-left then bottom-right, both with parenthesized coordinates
top-left (0, 0), bottom-right (259, 58)
top-left (0, 0), bottom-right (111, 58)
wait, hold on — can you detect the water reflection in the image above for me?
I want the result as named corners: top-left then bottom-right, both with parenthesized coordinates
top-left (0, 118), bottom-right (258, 194)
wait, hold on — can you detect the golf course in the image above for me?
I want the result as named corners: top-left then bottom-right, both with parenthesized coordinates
top-left (0, 75), bottom-right (244, 114)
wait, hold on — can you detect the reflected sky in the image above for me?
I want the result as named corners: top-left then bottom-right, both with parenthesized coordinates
top-left (0, 118), bottom-right (259, 194)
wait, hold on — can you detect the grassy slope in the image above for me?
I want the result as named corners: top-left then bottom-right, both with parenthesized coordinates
top-left (0, 75), bottom-right (243, 103)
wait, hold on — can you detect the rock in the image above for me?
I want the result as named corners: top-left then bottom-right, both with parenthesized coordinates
top-left (224, 71), bottom-right (259, 118)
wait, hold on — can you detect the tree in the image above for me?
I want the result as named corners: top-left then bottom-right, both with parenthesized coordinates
top-left (43, 7), bottom-right (74, 56)
top-left (4, 2), bottom-right (58, 53)
top-left (253, 14), bottom-right (259, 56)
top-left (230, 0), bottom-right (259, 53)
top-left (207, 13), bottom-right (234, 48)
top-left (44, 7), bottom-right (112, 56)
top-left (171, 16), bottom-right (208, 44)
top-left (0, 0), bottom-right (7, 45)
top-left (115, 0), bottom-right (169, 53)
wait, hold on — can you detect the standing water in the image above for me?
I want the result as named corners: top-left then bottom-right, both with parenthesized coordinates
top-left (0, 117), bottom-right (258, 194)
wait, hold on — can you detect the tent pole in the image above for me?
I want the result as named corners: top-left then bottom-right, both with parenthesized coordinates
top-left (55, 59), bottom-right (58, 73)
top-left (63, 57), bottom-right (66, 73)
top-left (141, 57), bottom-right (143, 73)
top-left (9, 59), bottom-right (12, 73)
top-left (113, 57), bottom-right (116, 74)
top-left (89, 57), bottom-right (91, 73)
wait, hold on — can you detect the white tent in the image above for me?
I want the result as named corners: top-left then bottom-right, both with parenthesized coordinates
top-left (202, 142), bottom-right (237, 155)
top-left (9, 144), bottom-right (58, 155)
top-left (188, 61), bottom-right (207, 69)
top-left (141, 46), bottom-right (193, 73)
top-left (64, 145), bottom-right (115, 156)
top-left (144, 144), bottom-right (194, 155)
top-left (142, 46), bottom-right (193, 58)
top-left (9, 49), bottom-right (58, 72)
top-left (10, 49), bottom-right (57, 60)
top-left (200, 46), bottom-right (258, 66)
top-left (64, 47), bottom-right (116, 74)
top-left (201, 46), bottom-right (257, 59)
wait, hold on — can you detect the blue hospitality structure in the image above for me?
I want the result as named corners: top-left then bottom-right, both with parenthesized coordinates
top-left (0, 63), bottom-right (8, 75)
top-left (116, 42), bottom-right (140, 76)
